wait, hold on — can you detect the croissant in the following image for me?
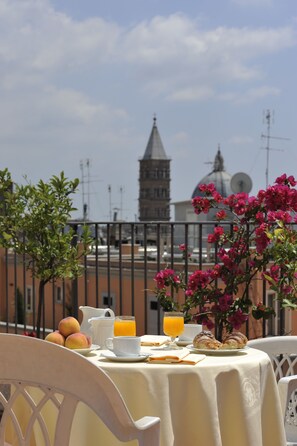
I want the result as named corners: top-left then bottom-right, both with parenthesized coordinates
top-left (221, 338), bottom-right (241, 349)
top-left (194, 330), bottom-right (215, 340)
top-left (221, 332), bottom-right (248, 349)
top-left (193, 335), bottom-right (222, 350)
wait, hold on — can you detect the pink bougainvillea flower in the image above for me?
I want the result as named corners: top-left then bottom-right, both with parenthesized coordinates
top-left (199, 183), bottom-right (216, 193)
top-left (154, 174), bottom-right (297, 337)
top-left (228, 309), bottom-right (249, 330)
top-left (217, 294), bottom-right (233, 312)
top-left (216, 210), bottom-right (227, 220)
top-left (192, 196), bottom-right (211, 214)
top-left (205, 318), bottom-right (215, 330)
top-left (208, 226), bottom-right (224, 243)
top-left (154, 269), bottom-right (180, 289)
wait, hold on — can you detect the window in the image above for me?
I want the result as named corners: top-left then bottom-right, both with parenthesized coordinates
top-left (266, 291), bottom-right (281, 336)
top-left (55, 285), bottom-right (63, 304)
top-left (146, 295), bottom-right (162, 334)
top-left (150, 301), bottom-right (158, 311)
top-left (102, 293), bottom-right (114, 309)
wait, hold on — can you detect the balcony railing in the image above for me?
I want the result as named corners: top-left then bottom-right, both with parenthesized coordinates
top-left (0, 221), bottom-right (286, 339)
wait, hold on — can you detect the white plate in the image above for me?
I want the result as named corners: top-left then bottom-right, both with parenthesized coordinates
top-left (176, 340), bottom-right (192, 346)
top-left (187, 345), bottom-right (247, 355)
top-left (101, 352), bottom-right (150, 362)
top-left (72, 344), bottom-right (100, 356)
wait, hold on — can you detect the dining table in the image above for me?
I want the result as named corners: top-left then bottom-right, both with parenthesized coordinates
top-left (5, 336), bottom-right (286, 446)
top-left (66, 338), bottom-right (286, 446)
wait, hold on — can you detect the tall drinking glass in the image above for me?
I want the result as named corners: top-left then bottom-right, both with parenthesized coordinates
top-left (114, 316), bottom-right (136, 336)
top-left (163, 312), bottom-right (184, 349)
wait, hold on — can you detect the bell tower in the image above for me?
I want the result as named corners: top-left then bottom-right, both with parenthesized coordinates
top-left (138, 117), bottom-right (171, 221)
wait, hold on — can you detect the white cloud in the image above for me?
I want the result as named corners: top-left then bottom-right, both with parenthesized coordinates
top-left (219, 85), bottom-right (280, 104)
top-left (231, 0), bottom-right (273, 6)
top-left (0, 0), bottom-right (121, 77)
top-left (228, 135), bottom-right (254, 144)
top-left (167, 86), bottom-right (214, 102)
top-left (118, 15), bottom-right (296, 101)
top-left (0, 0), bottom-right (296, 221)
top-left (171, 131), bottom-right (190, 143)
top-left (0, 3), bottom-right (295, 102)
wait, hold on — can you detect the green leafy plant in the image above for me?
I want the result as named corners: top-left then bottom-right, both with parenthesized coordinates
top-left (252, 302), bottom-right (276, 320)
top-left (0, 169), bottom-right (92, 337)
top-left (154, 174), bottom-right (297, 339)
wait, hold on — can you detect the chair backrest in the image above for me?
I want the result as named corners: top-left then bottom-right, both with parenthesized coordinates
top-left (0, 334), bottom-right (160, 446)
top-left (248, 336), bottom-right (297, 445)
top-left (278, 376), bottom-right (297, 445)
top-left (247, 336), bottom-right (297, 381)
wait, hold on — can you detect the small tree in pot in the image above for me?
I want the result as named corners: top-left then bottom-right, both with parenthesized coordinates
top-left (0, 169), bottom-right (92, 338)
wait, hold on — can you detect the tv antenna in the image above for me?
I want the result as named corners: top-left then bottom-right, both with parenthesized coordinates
top-left (80, 159), bottom-right (91, 220)
top-left (107, 185), bottom-right (129, 221)
top-left (108, 185), bottom-right (112, 221)
top-left (119, 185), bottom-right (125, 221)
top-left (261, 110), bottom-right (290, 187)
top-left (80, 159), bottom-right (102, 221)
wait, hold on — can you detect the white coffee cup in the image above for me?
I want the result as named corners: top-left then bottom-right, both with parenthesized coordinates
top-left (179, 324), bottom-right (202, 342)
top-left (105, 336), bottom-right (141, 357)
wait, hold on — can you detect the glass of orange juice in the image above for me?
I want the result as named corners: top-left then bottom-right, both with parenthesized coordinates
top-left (163, 312), bottom-right (184, 349)
top-left (114, 316), bottom-right (136, 336)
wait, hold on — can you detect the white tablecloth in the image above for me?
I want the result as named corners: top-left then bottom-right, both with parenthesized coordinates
top-left (69, 345), bottom-right (286, 446)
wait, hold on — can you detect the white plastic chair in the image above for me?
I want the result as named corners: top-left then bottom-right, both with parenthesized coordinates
top-left (248, 336), bottom-right (297, 445)
top-left (247, 336), bottom-right (297, 380)
top-left (278, 376), bottom-right (297, 446)
top-left (0, 333), bottom-right (160, 446)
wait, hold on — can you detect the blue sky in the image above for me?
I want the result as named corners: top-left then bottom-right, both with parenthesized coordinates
top-left (0, 0), bottom-right (296, 221)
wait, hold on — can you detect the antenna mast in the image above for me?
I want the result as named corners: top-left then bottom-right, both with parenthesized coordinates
top-left (264, 110), bottom-right (271, 188)
top-left (119, 185), bottom-right (125, 220)
top-left (80, 158), bottom-right (91, 220)
top-left (86, 158), bottom-right (90, 217)
top-left (108, 185), bottom-right (112, 221)
top-left (261, 110), bottom-right (289, 187)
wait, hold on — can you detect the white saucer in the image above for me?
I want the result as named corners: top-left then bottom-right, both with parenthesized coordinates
top-left (176, 339), bottom-right (192, 346)
top-left (187, 345), bottom-right (247, 355)
top-left (101, 352), bottom-right (150, 362)
top-left (72, 344), bottom-right (100, 356)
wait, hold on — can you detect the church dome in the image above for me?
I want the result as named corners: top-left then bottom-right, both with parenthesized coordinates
top-left (192, 147), bottom-right (233, 198)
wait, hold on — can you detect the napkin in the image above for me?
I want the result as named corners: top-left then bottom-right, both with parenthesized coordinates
top-left (148, 349), bottom-right (206, 365)
top-left (141, 335), bottom-right (170, 346)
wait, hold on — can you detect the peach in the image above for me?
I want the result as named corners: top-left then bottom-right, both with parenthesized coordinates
top-left (45, 331), bottom-right (65, 346)
top-left (65, 332), bottom-right (91, 350)
top-left (58, 316), bottom-right (80, 337)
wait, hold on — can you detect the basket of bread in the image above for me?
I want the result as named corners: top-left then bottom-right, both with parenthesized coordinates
top-left (192, 330), bottom-right (248, 351)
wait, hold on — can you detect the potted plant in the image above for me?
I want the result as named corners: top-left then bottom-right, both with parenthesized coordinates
top-left (0, 169), bottom-right (92, 338)
top-left (154, 173), bottom-right (297, 340)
